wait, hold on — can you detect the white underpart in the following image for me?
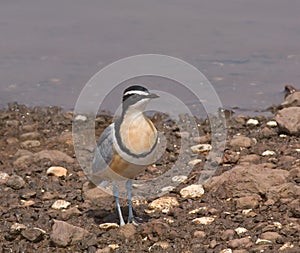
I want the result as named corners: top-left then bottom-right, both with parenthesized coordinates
top-left (123, 90), bottom-right (149, 96)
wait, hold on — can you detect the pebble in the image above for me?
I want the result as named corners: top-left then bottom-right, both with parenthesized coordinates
top-left (0, 172), bottom-right (10, 184)
top-left (47, 166), bottom-right (68, 177)
top-left (260, 231), bottom-right (282, 242)
top-left (160, 186), bottom-right (175, 193)
top-left (172, 175), bottom-right (187, 183)
top-left (20, 132), bottom-right (40, 141)
top-left (189, 206), bottom-right (208, 214)
top-left (108, 244), bottom-right (119, 250)
top-left (262, 150), bottom-right (276, 156)
top-left (230, 135), bottom-right (252, 148)
top-left (266, 120), bottom-right (278, 127)
top-left (193, 230), bottom-right (206, 238)
top-left (279, 242), bottom-right (294, 251)
top-left (235, 227), bottom-right (248, 235)
top-left (246, 118), bottom-right (259, 126)
top-left (75, 115), bottom-right (87, 121)
top-left (21, 228), bottom-right (44, 242)
top-left (255, 238), bottom-right (273, 245)
top-left (148, 196), bottom-right (179, 212)
top-left (235, 195), bottom-right (261, 209)
top-left (180, 184), bottom-right (204, 199)
top-left (190, 144), bottom-right (212, 153)
top-left (192, 217), bottom-right (215, 225)
top-left (50, 220), bottom-right (91, 247)
top-left (220, 249), bottom-right (232, 253)
top-left (228, 237), bottom-right (252, 249)
top-left (188, 159), bottom-right (202, 166)
top-left (21, 140), bottom-right (41, 149)
top-left (149, 241), bottom-right (170, 251)
top-left (51, 200), bottom-right (71, 210)
top-left (6, 137), bottom-right (19, 145)
top-left (11, 223), bottom-right (27, 233)
top-left (99, 223), bottom-right (119, 230)
top-left (6, 175), bottom-right (26, 190)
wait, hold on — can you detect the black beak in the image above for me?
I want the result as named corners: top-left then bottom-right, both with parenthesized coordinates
top-left (147, 93), bottom-right (159, 99)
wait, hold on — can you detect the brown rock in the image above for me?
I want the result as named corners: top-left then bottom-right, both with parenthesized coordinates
top-left (275, 107), bottom-right (300, 136)
top-left (204, 164), bottom-right (289, 199)
top-left (119, 224), bottom-right (136, 239)
top-left (239, 154), bottom-right (260, 164)
top-left (236, 194), bottom-right (261, 209)
top-left (221, 229), bottom-right (235, 241)
top-left (33, 150), bottom-right (74, 163)
top-left (230, 135), bottom-right (252, 148)
top-left (14, 149), bottom-right (33, 158)
top-left (260, 231), bottom-right (282, 243)
top-left (6, 137), bottom-right (19, 145)
top-left (21, 228), bottom-right (44, 243)
top-left (193, 230), bottom-right (206, 238)
top-left (281, 91), bottom-right (300, 108)
top-left (50, 220), bottom-right (91, 247)
top-left (260, 127), bottom-right (276, 138)
top-left (228, 237), bottom-right (252, 249)
top-left (289, 167), bottom-right (300, 183)
top-left (20, 132), bottom-right (40, 141)
top-left (13, 155), bottom-right (32, 167)
top-left (6, 175), bottom-right (26, 190)
top-left (21, 140), bottom-right (41, 149)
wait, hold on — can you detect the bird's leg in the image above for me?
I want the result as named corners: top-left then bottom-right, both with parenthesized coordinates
top-left (126, 179), bottom-right (138, 225)
top-left (113, 183), bottom-right (125, 226)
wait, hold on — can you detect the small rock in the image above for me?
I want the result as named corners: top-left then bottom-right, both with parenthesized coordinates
top-left (281, 91), bottom-right (300, 107)
top-left (6, 137), bottom-right (19, 145)
top-left (189, 206), bottom-right (207, 214)
top-left (180, 184), bottom-right (204, 198)
top-left (193, 134), bottom-right (211, 143)
top-left (275, 107), bottom-right (300, 136)
top-left (172, 175), bottom-right (187, 183)
top-left (61, 207), bottom-right (82, 220)
top-left (220, 249), bottom-right (232, 253)
top-left (21, 140), bottom-right (41, 149)
top-left (160, 186), bottom-right (175, 193)
top-left (228, 237), bottom-right (252, 249)
top-left (246, 118), bottom-right (259, 126)
top-left (21, 228), bottom-right (44, 243)
top-left (119, 224), bottom-right (136, 239)
top-left (235, 227), bottom-right (248, 235)
top-left (6, 175), bottom-right (26, 190)
top-left (75, 115), bottom-right (87, 121)
top-left (20, 132), bottom-right (40, 141)
top-left (188, 159), bottom-right (202, 166)
top-left (266, 121), bottom-right (278, 127)
top-left (99, 223), bottom-right (119, 230)
top-left (51, 200), bottom-right (71, 210)
top-left (260, 231), bottom-right (282, 243)
top-left (50, 220), bottom-right (91, 247)
top-left (235, 195), bottom-right (261, 209)
top-left (95, 247), bottom-right (111, 253)
top-left (192, 217), bottom-right (215, 225)
top-left (47, 166), bottom-right (67, 177)
top-left (6, 120), bottom-right (19, 127)
top-left (22, 124), bottom-right (37, 132)
top-left (34, 150), bottom-right (74, 163)
top-left (262, 150), bottom-right (276, 156)
top-left (108, 244), bottom-right (119, 250)
top-left (10, 223), bottom-right (27, 234)
top-left (0, 172), bottom-right (10, 184)
top-left (255, 238), bottom-right (273, 245)
top-left (15, 149), bottom-right (33, 158)
top-left (239, 154), bottom-right (260, 163)
top-left (21, 200), bottom-right (36, 207)
top-left (193, 230), bottom-right (206, 238)
top-left (230, 135), bottom-right (252, 148)
top-left (260, 127), bottom-right (276, 138)
top-left (279, 242), bottom-right (294, 251)
top-left (149, 241), bottom-right (170, 251)
top-left (21, 190), bottom-right (37, 199)
top-left (221, 229), bottom-right (235, 241)
top-left (191, 144), bottom-right (212, 153)
top-left (148, 196), bottom-right (179, 212)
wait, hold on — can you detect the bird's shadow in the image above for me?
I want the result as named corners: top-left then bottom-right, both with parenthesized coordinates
top-left (85, 204), bottom-right (151, 225)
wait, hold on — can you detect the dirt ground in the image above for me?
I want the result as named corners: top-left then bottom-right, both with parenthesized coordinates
top-left (0, 101), bottom-right (299, 253)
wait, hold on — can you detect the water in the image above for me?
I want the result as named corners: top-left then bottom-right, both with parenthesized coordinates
top-left (1, 0), bottom-right (300, 116)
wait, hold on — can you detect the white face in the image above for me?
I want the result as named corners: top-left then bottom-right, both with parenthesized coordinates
top-left (128, 97), bottom-right (151, 112)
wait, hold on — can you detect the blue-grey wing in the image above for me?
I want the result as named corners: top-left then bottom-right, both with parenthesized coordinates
top-left (92, 123), bottom-right (115, 174)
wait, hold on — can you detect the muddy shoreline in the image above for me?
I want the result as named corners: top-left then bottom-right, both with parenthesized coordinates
top-left (0, 94), bottom-right (299, 252)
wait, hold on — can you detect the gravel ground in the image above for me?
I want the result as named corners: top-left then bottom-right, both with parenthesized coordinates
top-left (0, 97), bottom-right (299, 253)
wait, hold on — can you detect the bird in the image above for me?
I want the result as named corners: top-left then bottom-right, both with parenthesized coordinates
top-left (91, 85), bottom-right (159, 226)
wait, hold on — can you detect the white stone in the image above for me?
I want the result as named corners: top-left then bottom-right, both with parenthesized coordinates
top-left (262, 150), bottom-right (276, 156)
top-left (255, 238), bottom-right (273, 245)
top-left (273, 222), bottom-right (282, 229)
top-left (192, 217), bottom-right (215, 225)
top-left (267, 121), bottom-right (278, 127)
top-left (172, 175), bottom-right (187, 183)
top-left (47, 166), bottom-right (67, 177)
top-left (188, 206), bottom-right (208, 214)
top-left (242, 209), bottom-right (253, 215)
top-left (108, 244), bottom-right (119, 250)
top-left (180, 184), bottom-right (204, 198)
top-left (0, 172), bottom-right (10, 183)
top-left (279, 242), bottom-right (294, 251)
top-left (11, 223), bottom-right (27, 231)
top-left (246, 118), bottom-right (259, 126)
top-left (161, 186), bottom-right (175, 192)
top-left (99, 223), bottom-right (119, 230)
top-left (188, 159), bottom-right (202, 166)
top-left (220, 249), bottom-right (232, 253)
top-left (75, 115), bottom-right (87, 121)
top-left (191, 144), bottom-right (212, 153)
top-left (279, 134), bottom-right (287, 138)
top-left (51, 200), bottom-right (71, 210)
top-left (235, 227), bottom-right (248, 235)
